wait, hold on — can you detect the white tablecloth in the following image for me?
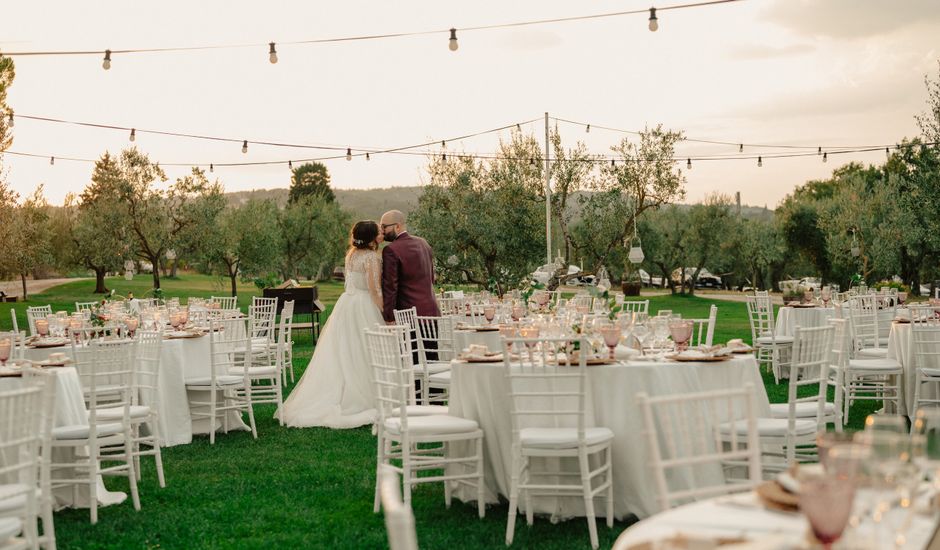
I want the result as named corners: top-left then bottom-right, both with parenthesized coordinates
top-left (0, 367), bottom-right (126, 510)
top-left (612, 490), bottom-right (937, 550)
top-left (774, 306), bottom-right (836, 337)
top-left (448, 355), bottom-right (770, 519)
top-left (452, 329), bottom-right (503, 354)
top-left (25, 333), bottom-right (248, 447)
top-left (887, 322), bottom-right (935, 417)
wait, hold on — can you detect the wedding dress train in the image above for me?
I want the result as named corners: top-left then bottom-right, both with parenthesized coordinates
top-left (280, 250), bottom-right (384, 428)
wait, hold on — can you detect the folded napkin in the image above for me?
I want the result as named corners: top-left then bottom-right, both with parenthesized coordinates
top-left (615, 344), bottom-right (640, 360)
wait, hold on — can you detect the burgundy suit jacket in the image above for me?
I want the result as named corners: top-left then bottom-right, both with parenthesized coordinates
top-left (382, 232), bottom-right (440, 322)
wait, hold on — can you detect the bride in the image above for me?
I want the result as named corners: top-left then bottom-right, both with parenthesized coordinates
top-left (280, 220), bottom-right (385, 428)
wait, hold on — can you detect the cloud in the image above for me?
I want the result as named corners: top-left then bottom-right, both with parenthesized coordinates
top-left (728, 43), bottom-right (815, 60)
top-left (762, 0), bottom-right (940, 39)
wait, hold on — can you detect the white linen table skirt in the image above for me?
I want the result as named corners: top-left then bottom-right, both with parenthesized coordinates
top-left (448, 354), bottom-right (770, 519)
top-left (24, 334), bottom-right (249, 447)
top-left (774, 306), bottom-right (836, 337)
top-left (887, 322), bottom-right (932, 417)
top-left (0, 367), bottom-right (126, 510)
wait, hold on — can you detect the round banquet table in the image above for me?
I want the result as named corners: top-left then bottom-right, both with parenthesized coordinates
top-left (611, 489), bottom-right (939, 550)
top-left (447, 354), bottom-right (771, 520)
top-left (24, 332), bottom-right (249, 447)
top-left (886, 321), bottom-right (934, 417)
top-left (0, 367), bottom-right (126, 510)
top-left (452, 328), bottom-right (503, 354)
top-left (773, 306), bottom-right (836, 337)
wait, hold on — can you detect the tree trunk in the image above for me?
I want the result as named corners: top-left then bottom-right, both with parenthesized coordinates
top-left (170, 258), bottom-right (179, 278)
top-left (230, 273), bottom-right (238, 298)
top-left (151, 257), bottom-right (162, 289)
top-left (20, 273), bottom-right (28, 301)
top-left (94, 267), bottom-right (108, 294)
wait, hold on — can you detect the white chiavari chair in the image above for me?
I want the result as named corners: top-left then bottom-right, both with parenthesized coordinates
top-left (185, 317), bottom-right (257, 444)
top-left (724, 326), bottom-right (832, 471)
top-left (769, 324), bottom-right (841, 432)
top-left (569, 294), bottom-right (594, 311)
top-left (25, 307), bottom-right (52, 337)
top-left (53, 339), bottom-right (141, 524)
top-left (209, 296), bottom-right (237, 310)
top-left (394, 308), bottom-right (450, 406)
top-left (620, 300), bottom-right (649, 315)
top-left (17, 366), bottom-right (57, 550)
top-left (247, 299), bottom-right (277, 367)
top-left (74, 302), bottom-right (97, 315)
top-left (95, 331), bottom-right (166, 488)
top-left (911, 307), bottom-right (940, 415)
top-left (379, 466), bottom-right (418, 550)
top-left (746, 294), bottom-right (793, 384)
top-left (638, 384), bottom-right (762, 513)
top-left (367, 327), bottom-right (484, 517)
top-left (275, 301), bottom-right (296, 384)
top-left (691, 305), bottom-right (718, 347)
top-left (421, 315), bottom-right (457, 404)
top-left (845, 295), bottom-right (888, 359)
top-left (437, 296), bottom-right (469, 317)
top-left (502, 336), bottom-right (613, 550)
top-left (374, 325), bottom-right (448, 417)
top-left (230, 313), bottom-right (285, 425)
top-left (829, 318), bottom-right (901, 426)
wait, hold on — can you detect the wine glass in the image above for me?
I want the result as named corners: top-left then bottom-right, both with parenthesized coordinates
top-left (632, 323), bottom-right (650, 357)
top-left (483, 305), bottom-right (496, 325)
top-left (36, 319), bottom-right (49, 338)
top-left (0, 338), bottom-right (11, 367)
top-left (511, 304), bottom-right (525, 322)
top-left (668, 320), bottom-right (694, 352)
top-left (600, 326), bottom-right (620, 360)
top-left (518, 326), bottom-right (540, 362)
top-left (821, 286), bottom-right (832, 307)
top-left (865, 414), bottom-right (908, 434)
top-left (125, 317), bottom-right (139, 338)
top-left (800, 475), bottom-right (856, 549)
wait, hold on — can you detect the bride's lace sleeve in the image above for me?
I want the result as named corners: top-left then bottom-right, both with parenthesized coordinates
top-left (365, 251), bottom-right (383, 312)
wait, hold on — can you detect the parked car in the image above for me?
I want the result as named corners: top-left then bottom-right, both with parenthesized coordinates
top-left (671, 268), bottom-right (723, 289)
top-left (530, 264), bottom-right (594, 286)
top-left (638, 269), bottom-right (664, 287)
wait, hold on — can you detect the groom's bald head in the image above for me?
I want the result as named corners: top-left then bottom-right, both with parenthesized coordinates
top-left (380, 210), bottom-right (407, 242)
top-left (381, 210), bottom-right (406, 227)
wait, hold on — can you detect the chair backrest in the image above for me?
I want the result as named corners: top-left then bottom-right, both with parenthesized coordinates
top-left (75, 301), bottom-right (97, 313)
top-left (134, 330), bottom-right (162, 408)
top-left (210, 296), bottom-right (238, 310)
top-left (692, 305), bottom-right (718, 347)
top-left (209, 317), bottom-right (249, 385)
top-left (278, 300), bottom-right (295, 346)
top-left (437, 296), bottom-right (469, 316)
top-left (828, 318), bottom-right (851, 371)
top-left (0, 378), bottom-right (44, 526)
top-left (637, 384), bottom-right (762, 512)
top-left (81, 339), bottom-right (137, 428)
top-left (416, 315), bottom-right (456, 362)
top-left (745, 294), bottom-right (775, 344)
top-left (621, 300), bottom-right (649, 314)
top-left (911, 307), bottom-right (940, 374)
top-left (380, 466), bottom-right (419, 550)
top-left (393, 307), bottom-right (424, 361)
top-left (252, 296), bottom-right (278, 309)
top-left (787, 325), bottom-right (834, 427)
top-left (570, 294), bottom-right (593, 310)
top-left (10, 308), bottom-right (19, 334)
top-left (846, 295), bottom-right (880, 350)
top-left (26, 305), bottom-right (53, 335)
top-left (502, 336), bottom-right (588, 443)
top-left (249, 301), bottom-right (277, 340)
top-left (69, 326), bottom-right (120, 353)
top-left (366, 326), bottom-right (413, 429)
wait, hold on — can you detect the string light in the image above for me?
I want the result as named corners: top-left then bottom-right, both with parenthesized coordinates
top-left (448, 29), bottom-right (459, 51)
top-left (885, 147), bottom-right (890, 158)
top-left (241, 140), bottom-right (248, 153)
top-left (817, 146), bottom-right (822, 155)
top-left (738, 144), bottom-right (743, 153)
top-left (288, 160), bottom-right (293, 169)
top-left (822, 152), bottom-right (828, 163)
top-left (6, 112), bottom-right (13, 127)
top-left (441, 140), bottom-right (446, 149)
top-left (346, 148), bottom-right (352, 161)
top-left (102, 50), bottom-right (112, 70)
top-left (366, 152), bottom-right (371, 161)
top-left (268, 42), bottom-right (278, 64)
top-left (586, 124), bottom-right (590, 133)
top-left (129, 128), bottom-right (136, 142)
top-left (686, 158), bottom-right (691, 170)
top-left (757, 156), bottom-right (762, 167)
top-left (516, 123), bottom-right (521, 131)
top-left (611, 159), bottom-right (615, 167)
top-left (530, 158), bottom-right (535, 166)
top-left (442, 153), bottom-right (447, 162)
top-left (210, 163), bottom-right (214, 173)
top-left (50, 156), bottom-right (54, 165)
top-left (648, 8), bottom-right (659, 32)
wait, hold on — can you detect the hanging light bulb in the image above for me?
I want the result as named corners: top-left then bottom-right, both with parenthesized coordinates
top-left (6, 112), bottom-right (13, 127)
top-left (739, 143), bottom-right (743, 153)
top-left (102, 50), bottom-right (112, 70)
top-left (529, 157), bottom-right (535, 166)
top-left (516, 123), bottom-right (521, 131)
top-left (610, 159), bottom-right (615, 167)
top-left (241, 140), bottom-right (248, 154)
top-left (757, 156), bottom-right (763, 167)
top-left (366, 152), bottom-right (371, 161)
top-left (268, 42), bottom-right (278, 64)
top-left (210, 163), bottom-right (214, 173)
top-left (448, 28), bottom-right (459, 51)
top-left (288, 160), bottom-right (293, 170)
top-left (441, 140), bottom-right (446, 149)
top-left (817, 146), bottom-right (822, 155)
top-left (823, 152), bottom-right (828, 163)
top-left (346, 148), bottom-right (352, 161)
top-left (49, 156), bottom-right (54, 166)
top-left (648, 8), bottom-right (659, 32)
top-left (686, 158), bottom-right (692, 170)
top-left (885, 147), bottom-right (890, 158)
top-left (586, 124), bottom-right (591, 133)
top-left (129, 128), bottom-right (136, 142)
top-left (442, 153), bottom-right (447, 162)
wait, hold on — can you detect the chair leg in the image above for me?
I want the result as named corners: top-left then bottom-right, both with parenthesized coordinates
top-left (125, 432), bottom-right (141, 511)
top-left (913, 371), bottom-right (923, 418)
top-left (579, 451), bottom-right (600, 550)
top-left (443, 442), bottom-right (452, 509)
top-left (209, 389), bottom-right (217, 445)
top-left (606, 446), bottom-right (614, 528)
top-left (152, 417), bottom-right (166, 488)
top-left (88, 453), bottom-right (98, 525)
top-left (245, 390), bottom-right (258, 439)
top-left (523, 460), bottom-right (533, 527)
top-left (477, 437), bottom-right (485, 519)
top-left (373, 435), bottom-right (385, 514)
top-left (505, 451), bottom-right (520, 546)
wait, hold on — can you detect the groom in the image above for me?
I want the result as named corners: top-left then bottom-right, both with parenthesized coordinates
top-left (379, 210), bottom-right (440, 324)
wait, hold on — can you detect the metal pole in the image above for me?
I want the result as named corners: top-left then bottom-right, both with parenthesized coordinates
top-left (544, 112), bottom-right (551, 266)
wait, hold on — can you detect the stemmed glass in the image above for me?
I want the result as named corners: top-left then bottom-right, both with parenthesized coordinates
top-left (36, 319), bottom-right (49, 338)
top-left (483, 305), bottom-right (496, 325)
top-left (911, 408), bottom-right (940, 481)
top-left (125, 317), bottom-right (139, 338)
top-left (632, 323), bottom-right (650, 357)
top-left (511, 304), bottom-right (525, 322)
top-left (668, 320), bottom-right (694, 352)
top-left (600, 325), bottom-right (621, 360)
top-left (821, 286), bottom-right (832, 307)
top-left (799, 475), bottom-right (856, 549)
top-left (0, 337), bottom-right (11, 367)
top-left (518, 326), bottom-right (540, 363)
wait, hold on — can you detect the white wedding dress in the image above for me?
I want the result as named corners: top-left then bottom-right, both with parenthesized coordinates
top-left (280, 249), bottom-right (385, 428)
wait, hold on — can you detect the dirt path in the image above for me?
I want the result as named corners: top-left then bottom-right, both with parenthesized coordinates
top-left (0, 278), bottom-right (89, 299)
top-left (560, 285), bottom-right (784, 305)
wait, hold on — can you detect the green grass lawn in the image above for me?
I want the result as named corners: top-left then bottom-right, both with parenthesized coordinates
top-left (1, 278), bottom-right (880, 549)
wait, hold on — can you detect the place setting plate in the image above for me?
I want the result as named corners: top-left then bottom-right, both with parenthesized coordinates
top-left (666, 353), bottom-right (733, 363)
top-left (27, 337), bottom-right (70, 349)
top-left (164, 330), bottom-right (205, 339)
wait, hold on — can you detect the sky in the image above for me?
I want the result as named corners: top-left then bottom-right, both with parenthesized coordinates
top-left (1, 0), bottom-right (939, 208)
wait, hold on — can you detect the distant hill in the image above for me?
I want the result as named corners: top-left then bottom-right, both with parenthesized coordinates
top-left (224, 186), bottom-right (423, 221)
top-left (223, 186), bottom-right (774, 222)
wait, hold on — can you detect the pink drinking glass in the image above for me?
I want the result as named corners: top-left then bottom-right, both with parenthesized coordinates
top-left (0, 338), bottom-right (11, 366)
top-left (800, 477), bottom-right (855, 549)
top-left (600, 326), bottom-right (621, 360)
top-left (35, 319), bottom-right (49, 337)
top-left (483, 306), bottom-right (496, 325)
top-left (125, 318), bottom-right (139, 337)
top-left (511, 305), bottom-right (525, 322)
top-left (668, 320), bottom-right (694, 351)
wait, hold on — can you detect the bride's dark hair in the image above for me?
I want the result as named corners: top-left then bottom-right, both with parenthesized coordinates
top-left (349, 220), bottom-right (380, 251)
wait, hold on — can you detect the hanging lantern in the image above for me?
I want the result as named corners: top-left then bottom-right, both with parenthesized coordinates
top-left (628, 237), bottom-right (645, 264)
